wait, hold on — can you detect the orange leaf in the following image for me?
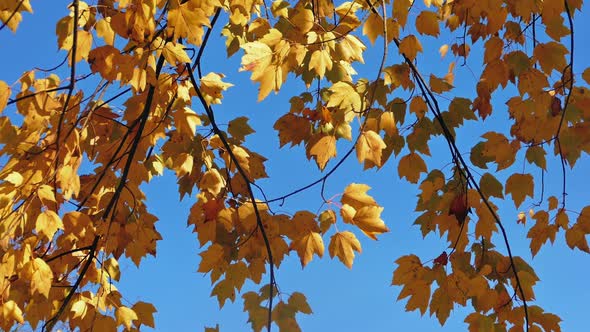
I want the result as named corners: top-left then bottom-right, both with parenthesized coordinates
top-left (290, 231), bottom-right (324, 267)
top-left (505, 173), bottom-right (534, 208)
top-left (398, 153), bottom-right (427, 183)
top-left (328, 231), bottom-right (362, 268)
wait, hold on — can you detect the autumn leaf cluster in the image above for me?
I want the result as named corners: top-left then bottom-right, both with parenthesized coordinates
top-left (1, 0), bottom-right (590, 331)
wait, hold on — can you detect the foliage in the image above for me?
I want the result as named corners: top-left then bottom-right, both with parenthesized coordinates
top-left (1, 0), bottom-right (589, 331)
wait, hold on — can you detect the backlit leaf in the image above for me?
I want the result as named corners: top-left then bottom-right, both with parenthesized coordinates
top-left (505, 173), bottom-right (534, 208)
top-left (328, 231), bottom-right (362, 268)
top-left (398, 153), bottom-right (427, 183)
top-left (115, 306), bottom-right (138, 330)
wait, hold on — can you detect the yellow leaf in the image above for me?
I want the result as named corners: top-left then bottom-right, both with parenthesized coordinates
top-left (228, 116), bottom-right (255, 142)
top-left (327, 81), bottom-right (361, 112)
top-left (163, 41), bottom-right (192, 64)
top-left (341, 183), bottom-right (378, 209)
top-left (353, 206), bottom-right (389, 236)
top-left (132, 301), bottom-right (157, 328)
top-left (525, 145), bottom-right (547, 170)
top-left (1, 301), bottom-right (24, 328)
top-left (356, 130), bottom-right (387, 167)
top-left (517, 211), bottom-right (527, 224)
top-left (274, 113), bottom-right (311, 147)
top-left (75, 30), bottom-right (93, 62)
top-left (399, 35), bottom-right (423, 61)
top-left (104, 257), bottom-right (121, 281)
top-left (0, 80), bottom-right (10, 113)
top-left (291, 7), bottom-right (314, 34)
top-left (288, 292), bottom-right (313, 314)
top-left (328, 231), bottom-right (362, 268)
top-left (167, 0), bottom-right (210, 45)
top-left (318, 209), bottom-right (336, 234)
top-left (198, 243), bottom-right (226, 273)
top-left (505, 173), bottom-right (534, 208)
top-left (548, 196), bottom-right (559, 211)
top-left (555, 209), bottom-right (569, 229)
top-left (240, 41), bottom-right (273, 77)
top-left (309, 49), bottom-right (333, 78)
top-left (410, 96), bottom-right (427, 119)
top-left (415, 11), bottom-right (439, 37)
top-left (200, 72), bottom-right (233, 105)
top-left (379, 111), bottom-right (396, 136)
top-left (430, 287), bottom-right (452, 325)
top-left (340, 204), bottom-right (356, 224)
top-left (398, 279), bottom-right (431, 315)
top-left (479, 173), bottom-right (503, 198)
top-left (566, 225), bottom-right (590, 253)
top-left (307, 134), bottom-right (337, 170)
top-left (115, 306), bottom-right (138, 330)
top-left (96, 18), bottom-right (115, 45)
top-left (57, 164), bottom-right (80, 200)
top-left (393, 0), bottom-right (413, 27)
top-left (398, 153), bottom-right (427, 183)
top-left (484, 36), bottom-right (503, 64)
top-left (37, 184), bottom-right (56, 205)
top-left (439, 44), bottom-right (449, 58)
top-left (4, 171), bottom-right (23, 186)
top-left (583, 67), bottom-right (590, 85)
top-left (290, 231), bottom-right (324, 267)
top-left (36, 210), bottom-right (64, 240)
top-left (363, 12), bottom-right (383, 45)
top-left (527, 211), bottom-right (557, 256)
top-left (200, 168), bottom-right (225, 195)
top-left (26, 258), bottom-right (53, 298)
top-left (70, 300), bottom-right (88, 319)
top-left (533, 42), bottom-right (568, 75)
top-left (429, 74), bottom-right (453, 93)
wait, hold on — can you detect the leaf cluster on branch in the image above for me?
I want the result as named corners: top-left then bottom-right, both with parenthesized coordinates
top-left (0, 0), bottom-right (589, 331)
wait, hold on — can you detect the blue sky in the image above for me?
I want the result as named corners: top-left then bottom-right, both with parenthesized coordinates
top-left (1, 1), bottom-right (589, 331)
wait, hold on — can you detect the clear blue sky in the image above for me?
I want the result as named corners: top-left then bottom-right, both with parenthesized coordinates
top-left (1, 2), bottom-right (589, 331)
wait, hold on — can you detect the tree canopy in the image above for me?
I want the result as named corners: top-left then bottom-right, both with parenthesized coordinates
top-left (1, 0), bottom-right (589, 331)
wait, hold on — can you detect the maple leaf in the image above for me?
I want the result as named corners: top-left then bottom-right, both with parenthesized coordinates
top-left (228, 116), bottom-right (255, 143)
top-left (479, 173), bottom-right (504, 198)
top-left (430, 287), bottom-right (453, 324)
top-left (163, 41), bottom-right (192, 64)
top-left (416, 11), bottom-right (440, 37)
top-left (533, 42), bottom-right (568, 75)
top-left (306, 134), bottom-right (337, 170)
top-left (356, 130), bottom-right (387, 167)
top-left (274, 113), bottom-right (311, 147)
top-left (115, 306), bottom-right (138, 330)
top-left (36, 210), bottom-right (64, 240)
top-left (167, 0), bottom-right (210, 45)
top-left (22, 258), bottom-right (53, 298)
top-left (363, 12), bottom-right (383, 45)
top-left (309, 49), bottom-right (333, 78)
top-left (527, 211), bottom-right (558, 256)
top-left (328, 231), bottom-right (362, 268)
top-left (131, 301), bottom-right (157, 329)
top-left (505, 173), bottom-right (534, 208)
top-left (341, 183), bottom-right (378, 208)
top-left (290, 231), bottom-right (324, 267)
top-left (448, 193), bottom-right (469, 224)
top-left (200, 169), bottom-right (225, 196)
top-left (326, 81), bottom-right (362, 112)
top-left (0, 80), bottom-right (10, 112)
top-left (399, 35), bottom-right (423, 61)
top-left (433, 251), bottom-right (448, 266)
top-left (200, 72), bottom-right (234, 105)
top-left (352, 206), bottom-right (389, 237)
top-left (318, 209), bottom-right (336, 234)
top-left (398, 153), bottom-right (427, 183)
